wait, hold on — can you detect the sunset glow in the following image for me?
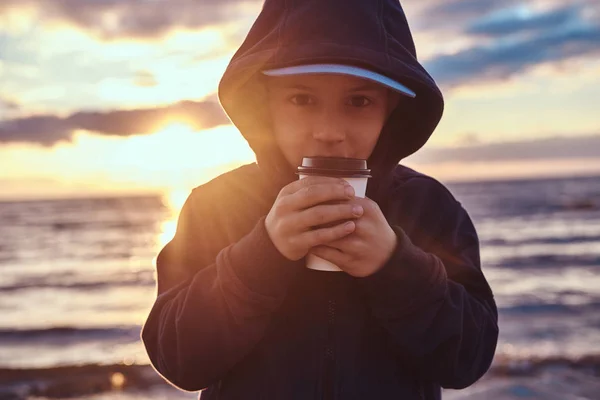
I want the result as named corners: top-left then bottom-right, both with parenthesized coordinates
top-left (0, 0), bottom-right (598, 200)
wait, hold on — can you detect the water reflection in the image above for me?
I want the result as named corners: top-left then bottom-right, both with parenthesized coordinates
top-left (157, 189), bottom-right (190, 249)
top-left (157, 219), bottom-right (177, 249)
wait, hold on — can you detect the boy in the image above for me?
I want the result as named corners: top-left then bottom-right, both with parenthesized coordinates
top-left (141, 0), bottom-right (499, 399)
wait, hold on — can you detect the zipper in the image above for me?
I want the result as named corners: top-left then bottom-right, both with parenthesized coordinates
top-left (323, 299), bottom-right (336, 400)
top-left (417, 378), bottom-right (425, 400)
top-left (215, 379), bottom-right (222, 400)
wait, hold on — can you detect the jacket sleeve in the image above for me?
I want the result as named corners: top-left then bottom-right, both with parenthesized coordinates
top-left (141, 189), bottom-right (302, 392)
top-left (354, 179), bottom-right (499, 390)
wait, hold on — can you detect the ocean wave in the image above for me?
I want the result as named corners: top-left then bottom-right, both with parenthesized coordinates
top-left (0, 363), bottom-right (164, 399)
top-left (481, 234), bottom-right (600, 247)
top-left (0, 215), bottom-right (162, 232)
top-left (466, 199), bottom-right (600, 219)
top-left (489, 254), bottom-right (600, 269)
top-left (0, 271), bottom-right (156, 292)
top-left (0, 326), bottom-right (141, 344)
top-left (555, 198), bottom-right (599, 212)
top-left (499, 301), bottom-right (600, 315)
top-left (1, 354), bottom-right (599, 399)
top-left (490, 353), bottom-right (600, 376)
top-left (50, 220), bottom-right (158, 232)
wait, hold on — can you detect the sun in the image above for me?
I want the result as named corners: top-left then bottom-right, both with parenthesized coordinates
top-left (165, 189), bottom-right (190, 212)
top-left (158, 218), bottom-right (178, 249)
top-left (155, 184), bottom-right (196, 249)
top-left (145, 122), bottom-right (254, 176)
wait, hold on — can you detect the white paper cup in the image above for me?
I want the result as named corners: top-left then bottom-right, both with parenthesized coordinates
top-left (298, 173), bottom-right (369, 272)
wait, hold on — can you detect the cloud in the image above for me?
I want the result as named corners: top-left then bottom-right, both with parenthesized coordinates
top-left (410, 2), bottom-right (600, 87)
top-left (133, 70), bottom-right (158, 87)
top-left (414, 0), bottom-right (522, 31)
top-left (0, 100), bottom-right (229, 146)
top-left (0, 0), bottom-right (254, 40)
top-left (0, 98), bottom-right (19, 111)
top-left (466, 5), bottom-right (582, 36)
top-left (425, 23), bottom-right (600, 87)
top-left (414, 0), bottom-right (598, 32)
top-left (0, 116), bottom-right (71, 146)
top-left (407, 134), bottom-right (600, 164)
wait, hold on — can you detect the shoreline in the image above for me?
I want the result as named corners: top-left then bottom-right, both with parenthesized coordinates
top-left (1, 354), bottom-right (599, 400)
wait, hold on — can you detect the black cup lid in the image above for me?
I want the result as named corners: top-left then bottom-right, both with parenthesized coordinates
top-left (296, 157), bottom-right (371, 177)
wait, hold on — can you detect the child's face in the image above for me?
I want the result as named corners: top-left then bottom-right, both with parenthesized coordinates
top-left (266, 73), bottom-right (399, 168)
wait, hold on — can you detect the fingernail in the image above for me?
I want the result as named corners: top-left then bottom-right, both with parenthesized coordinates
top-left (345, 186), bottom-right (355, 197)
top-left (352, 205), bottom-right (363, 216)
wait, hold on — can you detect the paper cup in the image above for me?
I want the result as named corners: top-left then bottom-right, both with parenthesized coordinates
top-left (299, 174), bottom-right (368, 271)
top-left (296, 157), bottom-right (371, 272)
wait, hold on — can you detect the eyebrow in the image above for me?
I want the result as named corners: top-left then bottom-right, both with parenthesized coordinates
top-left (347, 83), bottom-right (384, 92)
top-left (283, 84), bottom-right (315, 91)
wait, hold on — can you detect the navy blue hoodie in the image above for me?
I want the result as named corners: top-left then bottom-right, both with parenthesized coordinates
top-left (141, 0), bottom-right (499, 399)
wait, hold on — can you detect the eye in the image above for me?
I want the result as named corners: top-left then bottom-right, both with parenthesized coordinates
top-left (346, 95), bottom-right (372, 107)
top-left (289, 94), bottom-right (316, 106)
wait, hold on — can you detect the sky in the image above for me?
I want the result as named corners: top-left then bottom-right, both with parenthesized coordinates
top-left (0, 0), bottom-right (599, 200)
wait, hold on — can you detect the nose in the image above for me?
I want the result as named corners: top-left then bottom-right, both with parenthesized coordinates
top-left (311, 112), bottom-right (346, 143)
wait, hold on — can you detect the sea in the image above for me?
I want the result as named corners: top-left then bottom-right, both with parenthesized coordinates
top-left (0, 174), bottom-right (599, 400)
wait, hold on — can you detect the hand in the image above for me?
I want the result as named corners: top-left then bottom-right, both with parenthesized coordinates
top-left (265, 176), bottom-right (364, 261)
top-left (309, 196), bottom-right (398, 277)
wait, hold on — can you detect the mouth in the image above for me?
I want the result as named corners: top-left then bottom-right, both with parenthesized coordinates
top-left (306, 154), bottom-right (351, 159)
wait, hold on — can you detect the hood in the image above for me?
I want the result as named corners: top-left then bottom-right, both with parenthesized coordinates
top-left (218, 0), bottom-right (444, 195)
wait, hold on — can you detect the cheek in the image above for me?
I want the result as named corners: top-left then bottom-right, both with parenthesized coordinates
top-left (271, 110), bottom-right (308, 144)
top-left (348, 113), bottom-right (386, 157)
top-left (273, 124), bottom-right (303, 147)
top-left (269, 99), bottom-right (305, 133)
top-left (270, 108), bottom-right (311, 165)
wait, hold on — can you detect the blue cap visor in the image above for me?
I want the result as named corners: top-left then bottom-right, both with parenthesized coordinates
top-left (262, 63), bottom-right (416, 98)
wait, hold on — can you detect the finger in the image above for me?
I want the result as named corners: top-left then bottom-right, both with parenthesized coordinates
top-left (286, 182), bottom-right (355, 211)
top-left (292, 203), bottom-right (364, 230)
top-left (310, 245), bottom-right (348, 267)
top-left (350, 196), bottom-right (377, 213)
top-left (280, 175), bottom-right (347, 196)
top-left (294, 220), bottom-right (356, 249)
top-left (324, 235), bottom-right (361, 252)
